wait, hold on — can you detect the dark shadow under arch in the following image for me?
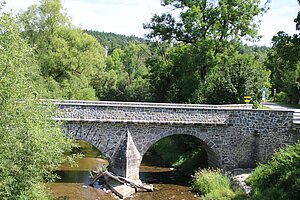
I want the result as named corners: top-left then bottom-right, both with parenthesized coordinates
top-left (141, 133), bottom-right (221, 170)
top-left (139, 134), bottom-right (221, 186)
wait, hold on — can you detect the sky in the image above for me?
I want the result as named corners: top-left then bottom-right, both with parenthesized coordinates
top-left (3, 0), bottom-right (299, 46)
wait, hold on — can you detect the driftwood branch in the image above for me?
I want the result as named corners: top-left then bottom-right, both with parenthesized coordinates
top-left (90, 171), bottom-right (154, 192)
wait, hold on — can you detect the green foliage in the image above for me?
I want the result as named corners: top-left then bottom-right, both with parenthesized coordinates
top-left (295, 0), bottom-right (300, 31)
top-left (85, 30), bottom-right (146, 54)
top-left (149, 44), bottom-right (202, 103)
top-left (265, 3), bottom-right (300, 104)
top-left (92, 42), bottom-right (151, 101)
top-left (0, 9), bottom-right (75, 199)
top-left (203, 52), bottom-right (270, 104)
top-left (266, 31), bottom-right (300, 104)
top-left (19, 0), bottom-right (106, 100)
top-left (192, 168), bottom-right (236, 199)
top-left (145, 0), bottom-right (270, 104)
top-left (145, 0), bottom-right (265, 80)
top-left (247, 141), bottom-right (300, 200)
top-left (275, 91), bottom-right (289, 103)
top-left (148, 41), bottom-right (270, 104)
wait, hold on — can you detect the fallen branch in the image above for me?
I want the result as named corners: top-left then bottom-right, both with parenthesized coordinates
top-left (90, 171), bottom-right (153, 192)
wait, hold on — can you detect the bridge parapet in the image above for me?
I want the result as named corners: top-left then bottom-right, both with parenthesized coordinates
top-left (54, 100), bottom-right (293, 129)
top-left (53, 100), bottom-right (253, 109)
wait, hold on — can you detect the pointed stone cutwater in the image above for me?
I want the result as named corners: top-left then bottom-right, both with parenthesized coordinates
top-left (110, 129), bottom-right (142, 180)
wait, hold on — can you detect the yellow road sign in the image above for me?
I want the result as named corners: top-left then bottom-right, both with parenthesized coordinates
top-left (244, 96), bottom-right (251, 103)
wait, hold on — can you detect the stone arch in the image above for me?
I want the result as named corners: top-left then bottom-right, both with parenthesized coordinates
top-left (62, 122), bottom-right (113, 163)
top-left (80, 137), bottom-right (110, 159)
top-left (74, 139), bottom-right (108, 159)
top-left (139, 126), bottom-right (221, 169)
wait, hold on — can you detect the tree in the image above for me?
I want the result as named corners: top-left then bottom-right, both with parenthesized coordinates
top-left (145, 0), bottom-right (269, 104)
top-left (92, 42), bottom-right (151, 101)
top-left (203, 52), bottom-right (270, 105)
top-left (0, 7), bottom-right (75, 199)
top-left (148, 43), bottom-right (202, 103)
top-left (85, 30), bottom-right (146, 54)
top-left (295, 0), bottom-right (300, 30)
top-left (19, 0), bottom-right (106, 100)
top-left (144, 0), bottom-right (265, 81)
top-left (266, 0), bottom-right (300, 104)
top-left (267, 32), bottom-right (300, 103)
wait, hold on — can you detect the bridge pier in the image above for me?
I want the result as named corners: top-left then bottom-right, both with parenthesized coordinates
top-left (109, 130), bottom-right (141, 180)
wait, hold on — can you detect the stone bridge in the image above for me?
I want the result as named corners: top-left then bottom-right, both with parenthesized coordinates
top-left (54, 100), bottom-right (297, 180)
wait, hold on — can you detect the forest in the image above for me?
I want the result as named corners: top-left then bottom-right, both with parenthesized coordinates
top-left (0, 0), bottom-right (299, 199)
top-left (4, 0), bottom-right (299, 105)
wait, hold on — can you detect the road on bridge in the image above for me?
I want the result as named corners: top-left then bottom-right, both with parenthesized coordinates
top-left (263, 102), bottom-right (300, 124)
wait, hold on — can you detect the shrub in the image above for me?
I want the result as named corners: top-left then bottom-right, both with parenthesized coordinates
top-left (275, 91), bottom-right (289, 103)
top-left (247, 141), bottom-right (300, 200)
top-left (191, 168), bottom-right (236, 199)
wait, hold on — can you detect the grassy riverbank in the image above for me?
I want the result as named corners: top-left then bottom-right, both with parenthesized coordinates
top-left (191, 140), bottom-right (300, 200)
top-left (191, 169), bottom-right (247, 200)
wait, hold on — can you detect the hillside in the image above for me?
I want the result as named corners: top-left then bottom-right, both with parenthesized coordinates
top-left (85, 30), bottom-right (146, 54)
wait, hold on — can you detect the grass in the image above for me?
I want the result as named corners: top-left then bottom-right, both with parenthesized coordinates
top-left (257, 103), bottom-right (270, 110)
top-left (191, 168), bottom-right (248, 200)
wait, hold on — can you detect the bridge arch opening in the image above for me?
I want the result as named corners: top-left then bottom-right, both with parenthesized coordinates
top-left (56, 140), bottom-right (108, 184)
top-left (140, 134), bottom-right (220, 182)
top-left (67, 140), bottom-right (108, 170)
top-left (72, 140), bottom-right (108, 161)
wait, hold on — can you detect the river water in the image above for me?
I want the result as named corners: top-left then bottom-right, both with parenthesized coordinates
top-left (49, 142), bottom-right (201, 200)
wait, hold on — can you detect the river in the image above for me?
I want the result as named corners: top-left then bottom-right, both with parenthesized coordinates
top-left (49, 142), bottom-right (201, 200)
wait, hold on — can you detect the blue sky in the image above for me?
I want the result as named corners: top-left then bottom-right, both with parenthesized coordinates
top-left (3, 0), bottom-right (299, 46)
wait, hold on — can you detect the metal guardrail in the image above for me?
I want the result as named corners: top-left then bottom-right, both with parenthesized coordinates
top-left (293, 111), bottom-right (300, 124)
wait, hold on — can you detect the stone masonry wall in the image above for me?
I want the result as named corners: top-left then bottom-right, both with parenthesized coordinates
top-left (57, 100), bottom-right (295, 176)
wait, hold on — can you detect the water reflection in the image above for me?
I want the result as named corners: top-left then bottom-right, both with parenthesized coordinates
top-left (140, 166), bottom-right (190, 186)
top-left (49, 141), bottom-right (200, 200)
top-left (55, 171), bottom-right (90, 184)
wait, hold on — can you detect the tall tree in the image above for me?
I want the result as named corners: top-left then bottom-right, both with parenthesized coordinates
top-left (145, 0), bottom-right (269, 103)
top-left (266, 1), bottom-right (300, 104)
top-left (0, 7), bottom-right (75, 199)
top-left (85, 30), bottom-right (146, 54)
top-left (92, 42), bottom-right (151, 101)
top-left (145, 0), bottom-right (265, 81)
top-left (203, 52), bottom-right (270, 105)
top-left (295, 0), bottom-right (300, 30)
top-left (19, 0), bottom-right (106, 100)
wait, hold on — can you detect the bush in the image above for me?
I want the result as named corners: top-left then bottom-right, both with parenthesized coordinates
top-left (275, 91), bottom-right (289, 103)
top-left (247, 141), bottom-right (300, 200)
top-left (0, 10), bottom-right (76, 199)
top-left (192, 168), bottom-right (236, 199)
